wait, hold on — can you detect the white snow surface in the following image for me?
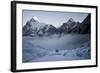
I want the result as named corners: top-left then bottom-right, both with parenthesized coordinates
top-left (32, 16), bottom-right (40, 22)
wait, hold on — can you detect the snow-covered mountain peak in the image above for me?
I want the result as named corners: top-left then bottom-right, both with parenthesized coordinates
top-left (68, 18), bottom-right (74, 23)
top-left (31, 16), bottom-right (40, 22)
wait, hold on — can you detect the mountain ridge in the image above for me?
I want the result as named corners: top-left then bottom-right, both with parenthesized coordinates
top-left (23, 14), bottom-right (91, 37)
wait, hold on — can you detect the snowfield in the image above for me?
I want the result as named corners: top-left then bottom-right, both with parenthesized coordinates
top-left (22, 34), bottom-right (91, 63)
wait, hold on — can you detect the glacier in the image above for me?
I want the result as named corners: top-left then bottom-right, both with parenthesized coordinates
top-left (22, 34), bottom-right (91, 63)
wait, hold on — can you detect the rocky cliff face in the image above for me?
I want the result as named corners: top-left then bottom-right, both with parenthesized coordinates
top-left (70, 13), bottom-right (91, 34)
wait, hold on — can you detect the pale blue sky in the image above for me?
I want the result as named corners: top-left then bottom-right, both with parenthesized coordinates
top-left (23, 10), bottom-right (89, 28)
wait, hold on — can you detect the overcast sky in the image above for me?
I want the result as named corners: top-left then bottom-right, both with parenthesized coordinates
top-left (23, 10), bottom-right (89, 28)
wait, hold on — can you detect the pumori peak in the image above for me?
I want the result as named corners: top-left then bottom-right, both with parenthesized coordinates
top-left (32, 16), bottom-right (40, 22)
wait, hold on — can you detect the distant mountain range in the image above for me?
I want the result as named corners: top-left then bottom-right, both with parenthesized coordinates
top-left (23, 14), bottom-right (91, 37)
